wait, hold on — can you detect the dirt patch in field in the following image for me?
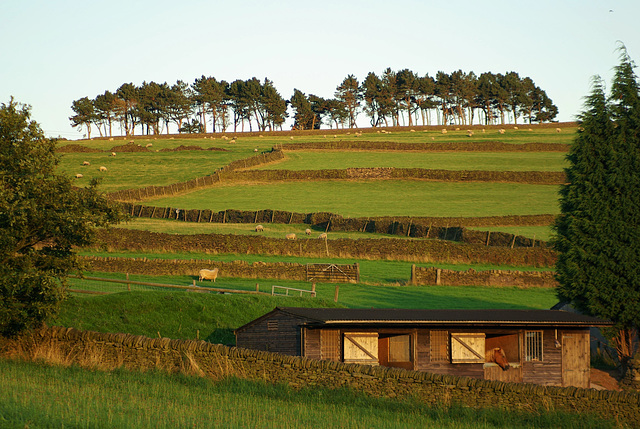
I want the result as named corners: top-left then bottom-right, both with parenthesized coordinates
top-left (159, 145), bottom-right (228, 152)
top-left (56, 144), bottom-right (102, 153)
top-left (110, 143), bottom-right (150, 153)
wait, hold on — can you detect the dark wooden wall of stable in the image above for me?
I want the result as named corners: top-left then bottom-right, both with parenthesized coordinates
top-left (235, 313), bottom-right (306, 356)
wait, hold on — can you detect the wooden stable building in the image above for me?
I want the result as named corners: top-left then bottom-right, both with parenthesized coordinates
top-left (235, 307), bottom-right (611, 388)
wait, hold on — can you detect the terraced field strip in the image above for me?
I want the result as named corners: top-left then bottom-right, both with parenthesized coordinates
top-left (144, 180), bottom-right (560, 218)
top-left (255, 151), bottom-right (568, 171)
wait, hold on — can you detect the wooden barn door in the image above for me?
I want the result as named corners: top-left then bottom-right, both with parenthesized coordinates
top-left (562, 331), bottom-right (590, 388)
top-left (320, 330), bottom-right (341, 361)
top-left (343, 332), bottom-right (379, 365)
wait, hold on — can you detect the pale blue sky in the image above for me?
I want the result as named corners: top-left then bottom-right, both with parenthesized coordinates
top-left (1, 0), bottom-right (637, 138)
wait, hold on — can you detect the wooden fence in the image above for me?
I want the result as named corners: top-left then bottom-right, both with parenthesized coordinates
top-left (67, 275), bottom-right (269, 296)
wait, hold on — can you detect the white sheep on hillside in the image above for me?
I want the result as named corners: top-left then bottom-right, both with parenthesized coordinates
top-left (99, 166), bottom-right (107, 172)
top-left (199, 268), bottom-right (219, 282)
top-left (305, 228), bottom-right (312, 235)
top-left (75, 173), bottom-right (83, 179)
top-left (286, 233), bottom-right (296, 240)
top-left (318, 233), bottom-right (327, 240)
top-left (82, 161), bottom-right (90, 166)
top-left (255, 225), bottom-right (264, 232)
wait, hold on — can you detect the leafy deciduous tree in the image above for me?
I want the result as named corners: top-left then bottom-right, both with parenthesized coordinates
top-left (1, 98), bottom-right (124, 337)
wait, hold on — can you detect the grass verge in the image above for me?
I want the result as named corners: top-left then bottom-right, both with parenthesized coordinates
top-left (0, 359), bottom-right (617, 429)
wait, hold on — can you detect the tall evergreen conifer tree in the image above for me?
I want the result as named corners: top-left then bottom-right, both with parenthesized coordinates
top-left (553, 46), bottom-right (640, 372)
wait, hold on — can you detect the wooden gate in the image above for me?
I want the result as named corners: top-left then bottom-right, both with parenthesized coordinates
top-left (562, 331), bottom-right (590, 388)
top-left (306, 263), bottom-right (359, 283)
top-left (343, 332), bottom-right (378, 365)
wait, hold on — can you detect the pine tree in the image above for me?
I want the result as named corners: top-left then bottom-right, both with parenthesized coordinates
top-left (553, 46), bottom-right (640, 372)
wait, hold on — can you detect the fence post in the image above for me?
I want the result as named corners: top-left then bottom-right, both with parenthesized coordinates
top-left (127, 273), bottom-right (131, 291)
top-left (334, 285), bottom-right (339, 303)
top-left (311, 283), bottom-right (316, 297)
top-left (256, 283), bottom-right (259, 292)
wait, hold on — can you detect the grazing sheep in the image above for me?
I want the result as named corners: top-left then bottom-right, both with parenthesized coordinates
top-left (410, 129), bottom-right (415, 132)
top-left (318, 233), bottom-right (327, 239)
top-left (229, 139), bottom-right (236, 144)
top-left (467, 131), bottom-right (474, 137)
top-left (99, 166), bottom-right (107, 172)
top-left (305, 228), bottom-right (312, 235)
top-left (254, 148), bottom-right (258, 152)
top-left (556, 128), bottom-right (562, 133)
top-left (255, 225), bottom-right (264, 232)
top-left (441, 129), bottom-right (447, 134)
top-left (286, 233), bottom-right (296, 240)
top-left (82, 161), bottom-right (90, 166)
top-left (513, 126), bottom-right (519, 130)
top-left (146, 143), bottom-right (153, 148)
top-left (111, 152), bottom-right (116, 156)
top-left (75, 173), bottom-right (83, 179)
top-left (455, 127), bottom-right (460, 131)
top-left (498, 129), bottom-right (506, 134)
top-left (198, 268), bottom-right (219, 282)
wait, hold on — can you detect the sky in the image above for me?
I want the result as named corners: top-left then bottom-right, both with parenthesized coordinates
top-left (1, 0), bottom-right (638, 139)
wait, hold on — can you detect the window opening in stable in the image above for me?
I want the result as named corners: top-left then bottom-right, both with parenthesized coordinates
top-left (267, 320), bottom-right (279, 331)
top-left (525, 331), bottom-right (543, 361)
top-left (388, 334), bottom-right (411, 362)
top-left (430, 330), bottom-right (449, 362)
top-left (485, 333), bottom-right (519, 363)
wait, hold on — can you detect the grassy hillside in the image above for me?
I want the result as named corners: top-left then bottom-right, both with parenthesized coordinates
top-left (52, 291), bottom-right (342, 344)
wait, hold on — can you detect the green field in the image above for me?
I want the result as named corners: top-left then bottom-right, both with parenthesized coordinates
top-left (1, 359), bottom-right (612, 429)
top-left (119, 217), bottom-right (553, 240)
top-left (144, 180), bottom-right (560, 218)
top-left (57, 150), bottom-right (250, 192)
top-left (257, 151), bottom-right (568, 171)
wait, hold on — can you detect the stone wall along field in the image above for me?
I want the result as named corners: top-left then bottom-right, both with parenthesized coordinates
top-left (94, 228), bottom-right (557, 267)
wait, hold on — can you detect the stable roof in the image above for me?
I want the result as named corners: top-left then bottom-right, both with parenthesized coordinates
top-left (235, 307), bottom-right (611, 333)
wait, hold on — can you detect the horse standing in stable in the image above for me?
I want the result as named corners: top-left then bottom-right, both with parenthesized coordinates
top-left (486, 347), bottom-right (510, 370)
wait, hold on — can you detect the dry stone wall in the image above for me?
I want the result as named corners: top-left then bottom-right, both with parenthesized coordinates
top-left (94, 228), bottom-right (557, 267)
top-left (3, 326), bottom-right (637, 426)
top-left (82, 256), bottom-right (307, 281)
top-left (121, 204), bottom-right (552, 249)
top-left (411, 266), bottom-right (558, 288)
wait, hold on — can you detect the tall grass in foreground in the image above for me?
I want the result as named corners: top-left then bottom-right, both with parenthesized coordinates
top-left (0, 359), bottom-right (618, 429)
